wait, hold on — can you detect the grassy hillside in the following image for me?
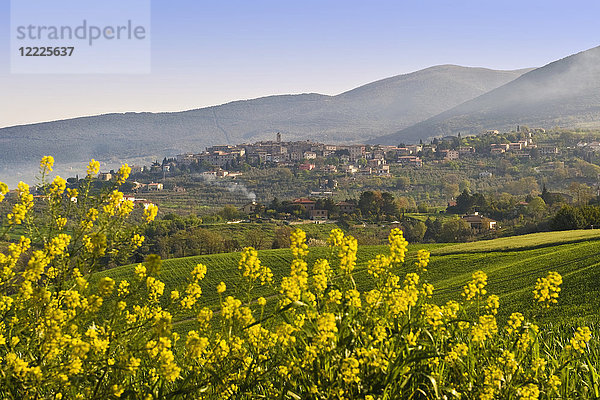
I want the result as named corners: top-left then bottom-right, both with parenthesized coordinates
top-left (101, 229), bottom-right (600, 328)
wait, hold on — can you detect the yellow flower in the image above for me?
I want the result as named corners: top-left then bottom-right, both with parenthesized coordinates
top-left (40, 155), bottom-right (54, 172)
top-left (290, 228), bottom-right (309, 258)
top-left (517, 383), bottom-right (540, 400)
top-left (87, 159), bottom-right (100, 177)
top-left (116, 163), bottom-right (131, 184)
top-left (415, 249), bottom-right (430, 272)
top-left (327, 228), bottom-right (345, 247)
top-left (217, 281), bottom-right (226, 293)
top-left (0, 181), bottom-right (8, 203)
top-left (345, 289), bottom-right (361, 308)
top-left (238, 247), bottom-right (272, 284)
top-left (548, 374), bottom-right (561, 391)
top-left (341, 357), bottom-right (360, 384)
top-left (146, 276), bottom-right (165, 302)
top-left (311, 259), bottom-right (331, 293)
top-left (367, 254), bottom-right (390, 278)
top-left (131, 234), bottom-right (145, 248)
top-left (49, 175), bottom-right (67, 196)
top-left (134, 264), bottom-right (147, 280)
top-left (98, 277), bottom-right (115, 297)
top-left (471, 315), bottom-right (498, 343)
top-left (486, 294), bottom-right (500, 315)
top-left (257, 297), bottom-right (267, 307)
top-left (338, 234), bottom-right (358, 274)
top-left (221, 296), bottom-right (242, 320)
top-left (405, 331), bottom-right (419, 346)
top-left (462, 270), bottom-right (488, 301)
top-left (112, 385), bottom-right (124, 397)
top-left (144, 203), bottom-right (159, 222)
top-left (315, 313), bottom-right (337, 350)
top-left (506, 312), bottom-right (525, 334)
top-left (388, 228), bottom-right (408, 263)
top-left (568, 326), bottom-right (591, 354)
top-left (533, 271), bottom-right (562, 307)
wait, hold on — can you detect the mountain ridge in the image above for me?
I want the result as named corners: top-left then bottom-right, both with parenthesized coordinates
top-left (373, 46), bottom-right (600, 144)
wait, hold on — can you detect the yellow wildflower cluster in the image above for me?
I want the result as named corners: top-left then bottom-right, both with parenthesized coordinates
top-left (280, 259), bottom-right (309, 302)
top-left (87, 159), bottom-right (100, 176)
top-left (367, 254), bottom-right (390, 278)
top-left (0, 158), bottom-right (597, 399)
top-left (7, 182), bottom-right (34, 225)
top-left (290, 228), bottom-right (309, 258)
top-left (49, 176), bottom-right (67, 196)
top-left (388, 228), bottom-right (408, 263)
top-left (238, 247), bottom-right (273, 285)
top-left (517, 383), bottom-right (540, 400)
top-left (0, 181), bottom-right (8, 203)
top-left (40, 155), bottom-right (54, 172)
top-left (144, 203), bottom-right (159, 222)
top-left (311, 259), bottom-right (331, 293)
top-left (180, 264), bottom-right (206, 309)
top-left (116, 163), bottom-right (131, 185)
top-left (462, 270), bottom-right (488, 300)
top-left (507, 312), bottom-right (525, 334)
top-left (533, 271), bottom-right (562, 307)
top-left (568, 326), bottom-right (592, 354)
top-left (327, 228), bottom-right (345, 247)
top-left (415, 249), bottom-right (430, 272)
top-left (337, 234), bottom-right (358, 274)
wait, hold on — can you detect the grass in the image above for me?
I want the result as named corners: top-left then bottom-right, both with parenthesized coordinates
top-left (100, 229), bottom-right (600, 330)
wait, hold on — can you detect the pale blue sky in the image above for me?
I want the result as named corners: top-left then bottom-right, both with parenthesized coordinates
top-left (1, 0), bottom-right (599, 127)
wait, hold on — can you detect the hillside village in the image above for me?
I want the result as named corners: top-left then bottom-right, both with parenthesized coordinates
top-left (111, 126), bottom-right (599, 183)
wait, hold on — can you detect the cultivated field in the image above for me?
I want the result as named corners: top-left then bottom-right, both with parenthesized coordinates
top-left (101, 229), bottom-right (600, 327)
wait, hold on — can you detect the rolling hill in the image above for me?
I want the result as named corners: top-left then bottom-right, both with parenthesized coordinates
top-left (0, 65), bottom-right (529, 184)
top-left (101, 229), bottom-right (600, 330)
top-left (374, 45), bottom-right (600, 144)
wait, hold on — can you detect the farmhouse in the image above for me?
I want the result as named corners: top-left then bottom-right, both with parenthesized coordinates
top-left (462, 212), bottom-right (497, 230)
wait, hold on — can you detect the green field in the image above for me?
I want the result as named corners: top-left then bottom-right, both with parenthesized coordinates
top-left (101, 229), bottom-right (600, 328)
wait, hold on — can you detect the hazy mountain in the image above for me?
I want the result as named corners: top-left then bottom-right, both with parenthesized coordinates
top-left (374, 46), bottom-right (600, 145)
top-left (0, 65), bottom-right (528, 181)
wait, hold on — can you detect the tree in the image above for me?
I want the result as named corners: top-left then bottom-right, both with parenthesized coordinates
top-left (551, 205), bottom-right (584, 230)
top-left (218, 205), bottom-right (241, 221)
top-left (272, 226), bottom-right (293, 249)
top-left (526, 197), bottom-right (547, 220)
top-left (440, 219), bottom-right (472, 242)
top-left (424, 218), bottom-right (443, 242)
top-left (358, 191), bottom-right (383, 218)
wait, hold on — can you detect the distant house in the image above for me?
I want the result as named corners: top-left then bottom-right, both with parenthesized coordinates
top-left (98, 172), bottom-right (112, 181)
top-left (303, 151), bottom-right (317, 160)
top-left (336, 201), bottom-right (356, 214)
top-left (509, 142), bottom-right (523, 151)
top-left (441, 149), bottom-right (459, 161)
top-left (479, 171), bottom-right (493, 178)
top-left (310, 209), bottom-right (328, 221)
top-left (376, 165), bottom-right (391, 176)
top-left (241, 201), bottom-right (260, 214)
top-left (146, 183), bottom-right (163, 192)
top-left (539, 146), bottom-right (559, 155)
top-left (398, 156), bottom-right (422, 167)
top-left (299, 163), bottom-right (315, 171)
top-left (462, 212), bottom-right (497, 230)
top-left (293, 198), bottom-right (316, 211)
top-left (343, 165), bottom-right (358, 174)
